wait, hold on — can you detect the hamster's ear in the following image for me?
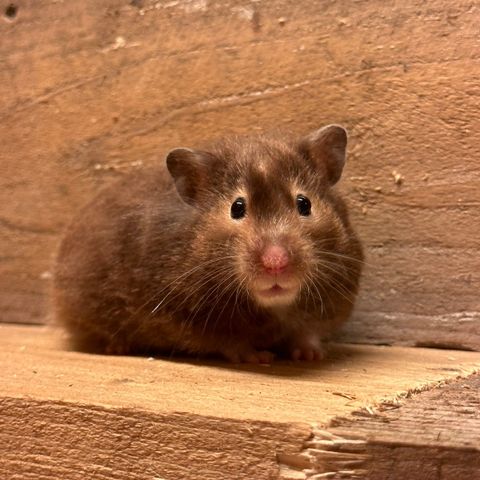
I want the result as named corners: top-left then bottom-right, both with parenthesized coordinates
top-left (166, 148), bottom-right (214, 206)
top-left (298, 125), bottom-right (348, 185)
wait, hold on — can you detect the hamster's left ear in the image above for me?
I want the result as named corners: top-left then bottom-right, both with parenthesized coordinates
top-left (298, 124), bottom-right (348, 185)
top-left (166, 147), bottom-right (216, 206)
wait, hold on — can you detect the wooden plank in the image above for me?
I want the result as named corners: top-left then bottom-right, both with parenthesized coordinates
top-left (1, 324), bottom-right (480, 478)
top-left (0, 0), bottom-right (479, 349)
top-left (2, 324), bottom-right (480, 422)
top-left (300, 373), bottom-right (480, 479)
top-left (1, 399), bottom-right (310, 480)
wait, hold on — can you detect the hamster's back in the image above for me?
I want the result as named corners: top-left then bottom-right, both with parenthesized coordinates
top-left (54, 165), bottom-right (196, 353)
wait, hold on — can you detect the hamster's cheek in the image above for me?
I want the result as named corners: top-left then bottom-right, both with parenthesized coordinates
top-left (198, 211), bottom-right (246, 261)
top-left (304, 204), bottom-right (342, 247)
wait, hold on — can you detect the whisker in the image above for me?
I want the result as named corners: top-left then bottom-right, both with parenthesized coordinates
top-left (208, 270), bottom-right (243, 326)
top-left (198, 272), bottom-right (239, 337)
top-left (315, 249), bottom-right (371, 267)
top-left (320, 274), bottom-right (356, 305)
top-left (313, 259), bottom-right (355, 286)
top-left (150, 256), bottom-right (237, 314)
top-left (150, 268), bottom-right (234, 315)
top-left (113, 264), bottom-right (235, 348)
top-left (305, 272), bottom-right (323, 316)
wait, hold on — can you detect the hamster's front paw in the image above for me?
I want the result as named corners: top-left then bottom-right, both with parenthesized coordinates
top-left (289, 333), bottom-right (326, 362)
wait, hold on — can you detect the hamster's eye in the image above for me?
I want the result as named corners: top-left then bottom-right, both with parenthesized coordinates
top-left (231, 197), bottom-right (246, 219)
top-left (296, 194), bottom-right (311, 216)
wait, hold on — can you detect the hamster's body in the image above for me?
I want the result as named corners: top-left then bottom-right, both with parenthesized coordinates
top-left (54, 126), bottom-right (363, 362)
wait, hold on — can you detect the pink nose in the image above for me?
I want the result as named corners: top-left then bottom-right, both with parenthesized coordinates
top-left (261, 245), bottom-right (289, 275)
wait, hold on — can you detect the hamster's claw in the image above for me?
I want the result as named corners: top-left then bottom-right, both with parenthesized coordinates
top-left (290, 347), bottom-right (324, 362)
top-left (244, 350), bottom-right (275, 364)
top-left (289, 333), bottom-right (326, 362)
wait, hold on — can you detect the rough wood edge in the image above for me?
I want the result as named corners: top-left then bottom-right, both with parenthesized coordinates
top-left (278, 373), bottom-right (480, 479)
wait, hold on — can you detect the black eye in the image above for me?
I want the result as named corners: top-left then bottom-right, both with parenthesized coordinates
top-left (231, 197), bottom-right (246, 219)
top-left (296, 194), bottom-right (311, 216)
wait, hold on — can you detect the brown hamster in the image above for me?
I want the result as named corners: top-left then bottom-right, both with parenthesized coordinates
top-left (54, 125), bottom-right (363, 363)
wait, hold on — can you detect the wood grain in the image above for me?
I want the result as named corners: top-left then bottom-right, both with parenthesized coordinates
top-left (0, 0), bottom-right (479, 348)
top-left (323, 373), bottom-right (480, 479)
top-left (0, 399), bottom-right (310, 480)
top-left (1, 324), bottom-right (480, 479)
top-left (3, 324), bottom-right (480, 423)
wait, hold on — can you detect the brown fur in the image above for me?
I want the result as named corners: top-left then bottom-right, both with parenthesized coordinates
top-left (53, 126), bottom-right (364, 362)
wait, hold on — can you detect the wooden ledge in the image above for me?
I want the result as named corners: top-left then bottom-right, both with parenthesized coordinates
top-left (1, 324), bottom-right (480, 479)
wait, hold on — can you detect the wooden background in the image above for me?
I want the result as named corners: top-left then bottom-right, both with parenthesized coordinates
top-left (1, 0), bottom-right (479, 349)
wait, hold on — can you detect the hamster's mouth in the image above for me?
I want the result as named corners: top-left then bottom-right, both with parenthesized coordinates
top-left (260, 284), bottom-right (291, 295)
top-left (252, 280), bottom-right (300, 307)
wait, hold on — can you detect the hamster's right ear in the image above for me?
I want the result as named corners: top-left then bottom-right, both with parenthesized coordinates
top-left (298, 125), bottom-right (348, 186)
top-left (166, 148), bottom-right (214, 206)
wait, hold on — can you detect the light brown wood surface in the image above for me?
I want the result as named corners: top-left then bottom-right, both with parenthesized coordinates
top-left (1, 0), bottom-right (479, 349)
top-left (1, 324), bottom-right (480, 479)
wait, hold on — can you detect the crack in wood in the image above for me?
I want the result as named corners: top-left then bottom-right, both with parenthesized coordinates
top-left (2, 53), bottom-right (478, 123)
top-left (278, 427), bottom-right (369, 479)
top-left (0, 217), bottom-right (57, 236)
top-left (279, 371), bottom-right (480, 478)
top-left (0, 74), bottom-right (106, 121)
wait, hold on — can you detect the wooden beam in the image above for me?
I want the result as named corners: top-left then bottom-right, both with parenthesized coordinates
top-left (0, 0), bottom-right (479, 350)
top-left (1, 324), bottom-right (479, 478)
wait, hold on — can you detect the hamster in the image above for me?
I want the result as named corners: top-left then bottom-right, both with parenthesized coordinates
top-left (53, 125), bottom-right (363, 363)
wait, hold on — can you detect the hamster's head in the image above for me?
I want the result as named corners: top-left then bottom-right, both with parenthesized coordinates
top-left (166, 125), bottom-right (359, 311)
